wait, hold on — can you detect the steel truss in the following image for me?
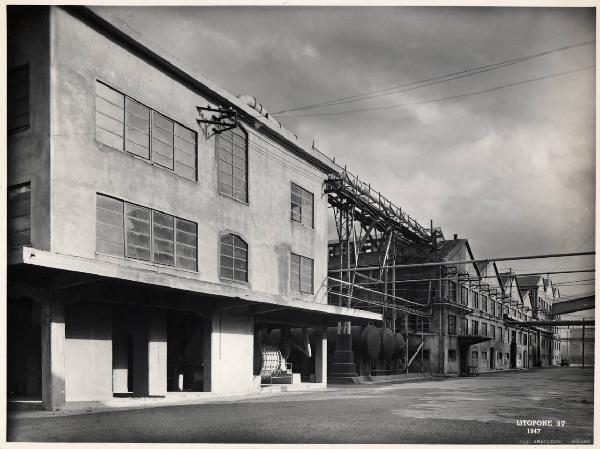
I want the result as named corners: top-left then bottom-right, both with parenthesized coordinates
top-left (325, 168), bottom-right (442, 331)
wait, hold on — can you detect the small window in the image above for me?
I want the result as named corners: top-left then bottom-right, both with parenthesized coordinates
top-left (290, 253), bottom-right (314, 294)
top-left (481, 351), bottom-right (488, 360)
top-left (291, 183), bottom-right (314, 228)
top-left (217, 126), bottom-right (248, 203)
top-left (8, 183), bottom-right (31, 247)
top-left (448, 349), bottom-right (457, 360)
top-left (471, 291), bottom-right (479, 309)
top-left (220, 233), bottom-right (248, 282)
top-left (448, 281), bottom-right (457, 302)
top-left (8, 65), bottom-right (30, 133)
top-left (447, 314), bottom-right (457, 335)
top-left (471, 351), bottom-right (479, 359)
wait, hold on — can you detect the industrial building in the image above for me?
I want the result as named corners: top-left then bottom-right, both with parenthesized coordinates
top-left (7, 5), bottom-right (380, 410)
top-left (7, 5), bottom-right (568, 412)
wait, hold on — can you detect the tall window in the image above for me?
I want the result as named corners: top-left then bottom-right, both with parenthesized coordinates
top-left (460, 286), bottom-right (469, 305)
top-left (448, 281), bottom-right (457, 302)
top-left (216, 126), bottom-right (248, 202)
top-left (95, 81), bottom-right (197, 180)
top-left (219, 233), bottom-right (248, 282)
top-left (8, 65), bottom-right (29, 133)
top-left (472, 320), bottom-right (479, 335)
top-left (290, 253), bottom-right (314, 294)
top-left (471, 291), bottom-right (479, 309)
top-left (482, 296), bottom-right (488, 313)
top-left (291, 183), bottom-right (314, 228)
top-left (447, 314), bottom-right (457, 335)
top-left (8, 183), bottom-right (31, 247)
top-left (96, 194), bottom-right (197, 270)
top-left (482, 322), bottom-right (488, 336)
top-left (499, 327), bottom-right (503, 342)
top-left (460, 317), bottom-right (467, 335)
top-left (491, 325), bottom-right (495, 340)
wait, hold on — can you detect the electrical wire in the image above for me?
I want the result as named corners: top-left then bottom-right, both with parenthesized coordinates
top-left (279, 65), bottom-right (595, 118)
top-left (274, 40), bottom-right (595, 114)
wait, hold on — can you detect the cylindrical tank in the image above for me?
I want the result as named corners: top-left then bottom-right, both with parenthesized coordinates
top-left (393, 333), bottom-right (406, 359)
top-left (360, 325), bottom-right (382, 360)
top-left (381, 328), bottom-right (395, 360)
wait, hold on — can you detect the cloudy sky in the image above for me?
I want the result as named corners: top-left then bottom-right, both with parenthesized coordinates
top-left (100, 6), bottom-right (595, 300)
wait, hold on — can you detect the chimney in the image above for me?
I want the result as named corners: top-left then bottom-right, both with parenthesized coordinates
top-left (453, 234), bottom-right (458, 240)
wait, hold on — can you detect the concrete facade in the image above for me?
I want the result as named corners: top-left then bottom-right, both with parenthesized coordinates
top-left (7, 6), bottom-right (380, 410)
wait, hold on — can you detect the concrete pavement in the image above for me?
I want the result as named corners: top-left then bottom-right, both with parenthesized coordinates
top-left (7, 367), bottom-right (594, 444)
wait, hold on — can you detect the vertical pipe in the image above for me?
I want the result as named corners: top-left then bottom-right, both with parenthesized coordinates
top-left (404, 314), bottom-right (409, 373)
top-left (582, 320), bottom-right (585, 369)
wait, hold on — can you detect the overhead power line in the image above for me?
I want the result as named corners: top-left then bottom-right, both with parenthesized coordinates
top-left (332, 251), bottom-right (595, 273)
top-left (274, 40), bottom-right (595, 115)
top-left (280, 65), bottom-right (595, 118)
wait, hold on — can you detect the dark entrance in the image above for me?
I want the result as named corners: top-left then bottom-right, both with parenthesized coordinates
top-left (7, 297), bottom-right (41, 398)
top-left (167, 311), bottom-right (207, 392)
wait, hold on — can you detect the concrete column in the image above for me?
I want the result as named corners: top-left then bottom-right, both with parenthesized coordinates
top-left (314, 327), bottom-right (327, 384)
top-left (41, 296), bottom-right (65, 411)
top-left (202, 319), bottom-right (212, 392)
top-left (112, 329), bottom-right (129, 394)
top-left (131, 315), bottom-right (149, 397)
top-left (147, 309), bottom-right (167, 397)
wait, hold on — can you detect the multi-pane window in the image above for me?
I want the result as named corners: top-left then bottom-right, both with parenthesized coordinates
top-left (219, 233), bottom-right (248, 282)
top-left (95, 81), bottom-right (197, 180)
top-left (472, 291), bottom-right (479, 309)
top-left (448, 281), bottom-right (457, 302)
top-left (8, 183), bottom-right (31, 247)
top-left (460, 317), bottom-right (467, 335)
top-left (497, 302), bottom-right (502, 317)
top-left (8, 65), bottom-right (29, 132)
top-left (471, 351), bottom-right (479, 360)
top-left (216, 126), bottom-right (248, 202)
top-left (290, 253), bottom-right (314, 294)
top-left (96, 194), bottom-right (197, 270)
top-left (409, 316), bottom-right (430, 333)
top-left (481, 351), bottom-right (488, 360)
top-left (482, 296), bottom-right (488, 313)
top-left (482, 322), bottom-right (488, 336)
top-left (499, 327), bottom-right (503, 342)
top-left (447, 314), bottom-right (457, 335)
top-left (290, 183), bottom-right (314, 228)
top-left (460, 286), bottom-right (469, 305)
top-left (472, 320), bottom-right (479, 335)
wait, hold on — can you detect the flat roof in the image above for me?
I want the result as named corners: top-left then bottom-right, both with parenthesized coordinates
top-left (9, 247), bottom-right (382, 324)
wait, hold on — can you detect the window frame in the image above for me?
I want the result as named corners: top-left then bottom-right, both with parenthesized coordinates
top-left (290, 182), bottom-right (314, 229)
top-left (95, 193), bottom-right (198, 271)
top-left (94, 80), bottom-right (198, 181)
top-left (447, 314), bottom-right (457, 335)
top-left (290, 252), bottom-right (314, 295)
top-left (219, 232), bottom-right (249, 283)
top-left (215, 125), bottom-right (249, 204)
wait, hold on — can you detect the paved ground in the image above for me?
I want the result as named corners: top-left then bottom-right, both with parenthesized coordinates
top-left (7, 367), bottom-right (594, 444)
